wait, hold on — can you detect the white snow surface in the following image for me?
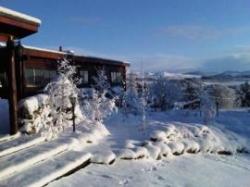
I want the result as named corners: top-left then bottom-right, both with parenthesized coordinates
top-left (23, 45), bottom-right (66, 55)
top-left (1, 106), bottom-right (250, 186)
top-left (48, 155), bottom-right (250, 187)
top-left (0, 121), bottom-right (110, 185)
top-left (47, 110), bottom-right (250, 187)
top-left (91, 151), bottom-right (116, 164)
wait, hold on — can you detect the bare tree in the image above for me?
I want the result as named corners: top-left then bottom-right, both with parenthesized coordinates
top-left (149, 76), bottom-right (182, 111)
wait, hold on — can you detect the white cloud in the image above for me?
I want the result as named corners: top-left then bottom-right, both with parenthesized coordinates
top-left (161, 25), bottom-right (250, 40)
top-left (39, 45), bottom-right (250, 73)
top-left (128, 54), bottom-right (199, 72)
top-left (199, 55), bottom-right (250, 72)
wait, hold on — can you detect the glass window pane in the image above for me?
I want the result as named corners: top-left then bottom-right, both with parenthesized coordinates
top-left (80, 70), bottom-right (88, 84)
top-left (111, 72), bottom-right (122, 83)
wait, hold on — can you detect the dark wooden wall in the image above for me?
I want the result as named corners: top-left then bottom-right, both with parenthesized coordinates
top-left (0, 46), bottom-right (128, 99)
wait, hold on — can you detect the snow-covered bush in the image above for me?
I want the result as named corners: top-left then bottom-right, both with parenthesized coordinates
top-left (80, 89), bottom-right (117, 122)
top-left (200, 89), bottom-right (216, 125)
top-left (238, 81), bottom-right (250, 107)
top-left (18, 94), bottom-right (52, 134)
top-left (19, 59), bottom-right (84, 139)
top-left (121, 72), bottom-right (143, 115)
top-left (92, 68), bottom-right (111, 94)
top-left (182, 79), bottom-right (202, 109)
top-left (80, 69), bottom-right (117, 122)
top-left (149, 76), bottom-right (183, 110)
top-left (44, 59), bottom-right (84, 136)
top-left (205, 84), bottom-right (237, 109)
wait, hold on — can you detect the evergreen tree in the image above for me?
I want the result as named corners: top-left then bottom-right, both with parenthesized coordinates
top-left (239, 81), bottom-right (250, 107)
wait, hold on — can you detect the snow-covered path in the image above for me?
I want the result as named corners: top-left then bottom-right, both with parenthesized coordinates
top-left (0, 123), bottom-right (109, 187)
top-left (48, 154), bottom-right (250, 187)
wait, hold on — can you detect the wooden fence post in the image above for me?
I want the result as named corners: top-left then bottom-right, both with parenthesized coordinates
top-left (71, 96), bottom-right (76, 132)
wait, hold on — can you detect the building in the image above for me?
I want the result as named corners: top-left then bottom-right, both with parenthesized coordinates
top-left (0, 6), bottom-right (129, 134)
top-left (0, 44), bottom-right (129, 99)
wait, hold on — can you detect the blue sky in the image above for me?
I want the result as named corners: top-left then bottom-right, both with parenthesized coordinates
top-left (1, 0), bottom-right (250, 72)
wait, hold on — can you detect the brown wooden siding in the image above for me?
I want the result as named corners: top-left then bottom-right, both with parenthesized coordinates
top-left (0, 46), bottom-right (129, 99)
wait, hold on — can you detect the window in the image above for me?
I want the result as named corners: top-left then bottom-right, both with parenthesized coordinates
top-left (25, 68), bottom-right (57, 87)
top-left (0, 72), bottom-right (7, 88)
top-left (111, 72), bottom-right (122, 84)
top-left (80, 70), bottom-right (88, 84)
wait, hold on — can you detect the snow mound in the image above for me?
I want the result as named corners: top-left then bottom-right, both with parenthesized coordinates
top-left (117, 148), bottom-right (137, 160)
top-left (151, 123), bottom-right (248, 156)
top-left (115, 120), bottom-right (248, 161)
top-left (150, 130), bottom-right (166, 141)
top-left (116, 122), bottom-right (246, 160)
top-left (91, 151), bottom-right (116, 165)
top-left (153, 141), bottom-right (172, 158)
top-left (124, 139), bottom-right (141, 149)
top-left (19, 94), bottom-right (85, 137)
top-left (68, 122), bottom-right (110, 148)
top-left (133, 147), bottom-right (149, 159)
top-left (168, 142), bottom-right (185, 155)
top-left (19, 94), bottom-right (48, 116)
top-left (182, 140), bottom-right (200, 153)
top-left (145, 143), bottom-right (161, 160)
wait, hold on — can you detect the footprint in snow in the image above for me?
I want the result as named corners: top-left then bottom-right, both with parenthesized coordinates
top-left (157, 175), bottom-right (165, 181)
top-left (100, 174), bottom-right (113, 179)
top-left (118, 178), bottom-right (129, 185)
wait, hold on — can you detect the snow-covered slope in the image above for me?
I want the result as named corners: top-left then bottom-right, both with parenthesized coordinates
top-left (47, 110), bottom-right (250, 187)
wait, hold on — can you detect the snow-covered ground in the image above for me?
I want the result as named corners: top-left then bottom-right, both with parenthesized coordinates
top-left (48, 155), bottom-right (250, 187)
top-left (0, 121), bottom-right (110, 187)
top-left (1, 97), bottom-right (250, 187)
top-left (47, 110), bottom-right (250, 187)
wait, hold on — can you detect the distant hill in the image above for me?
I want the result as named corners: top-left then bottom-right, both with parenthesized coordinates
top-left (202, 70), bottom-right (250, 80)
top-left (145, 71), bottom-right (201, 79)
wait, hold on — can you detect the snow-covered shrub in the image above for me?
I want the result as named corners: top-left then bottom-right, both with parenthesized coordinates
top-left (200, 89), bottom-right (216, 125)
top-left (92, 68), bottom-right (111, 94)
top-left (19, 59), bottom-right (84, 138)
top-left (81, 90), bottom-right (117, 122)
top-left (122, 72), bottom-right (144, 115)
top-left (18, 94), bottom-right (52, 135)
top-left (121, 72), bottom-right (148, 132)
top-left (182, 78), bottom-right (202, 109)
top-left (44, 59), bottom-right (84, 137)
top-left (205, 84), bottom-right (237, 109)
top-left (149, 76), bottom-right (183, 110)
top-left (238, 81), bottom-right (250, 107)
top-left (80, 69), bottom-right (117, 122)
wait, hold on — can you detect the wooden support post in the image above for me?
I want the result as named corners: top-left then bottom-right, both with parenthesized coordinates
top-left (7, 37), bottom-right (18, 135)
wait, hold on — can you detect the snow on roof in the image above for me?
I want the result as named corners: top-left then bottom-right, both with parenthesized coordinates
top-left (22, 45), bottom-right (130, 65)
top-left (0, 6), bottom-right (41, 25)
top-left (73, 53), bottom-right (130, 65)
top-left (22, 45), bottom-right (66, 54)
